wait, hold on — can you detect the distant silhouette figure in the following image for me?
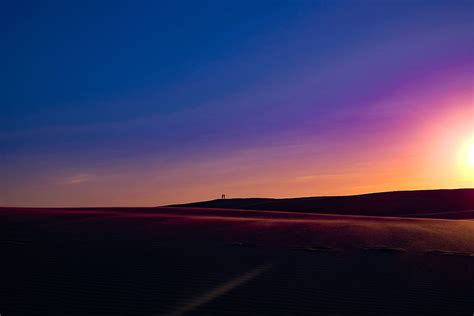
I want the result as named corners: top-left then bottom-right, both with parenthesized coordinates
top-left (222, 194), bottom-right (226, 199)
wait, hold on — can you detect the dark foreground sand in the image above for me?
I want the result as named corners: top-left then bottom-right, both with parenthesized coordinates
top-left (1, 207), bottom-right (473, 315)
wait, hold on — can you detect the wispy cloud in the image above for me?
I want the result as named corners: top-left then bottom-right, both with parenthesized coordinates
top-left (61, 174), bottom-right (92, 185)
top-left (293, 172), bottom-right (363, 183)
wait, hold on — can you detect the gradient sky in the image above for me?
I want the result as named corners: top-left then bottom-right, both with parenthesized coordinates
top-left (1, 0), bottom-right (473, 207)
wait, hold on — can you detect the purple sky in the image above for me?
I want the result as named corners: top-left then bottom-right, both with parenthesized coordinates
top-left (1, 1), bottom-right (473, 206)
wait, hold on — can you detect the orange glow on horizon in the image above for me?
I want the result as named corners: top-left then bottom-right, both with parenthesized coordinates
top-left (413, 95), bottom-right (474, 188)
top-left (469, 143), bottom-right (474, 166)
top-left (458, 138), bottom-right (474, 174)
top-left (3, 83), bottom-right (472, 207)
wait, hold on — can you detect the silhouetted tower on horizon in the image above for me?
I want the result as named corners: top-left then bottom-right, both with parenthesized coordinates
top-left (222, 194), bottom-right (226, 199)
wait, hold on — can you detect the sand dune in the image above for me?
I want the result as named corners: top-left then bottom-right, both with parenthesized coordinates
top-left (2, 202), bottom-right (474, 315)
top-left (172, 188), bottom-right (474, 219)
top-left (2, 206), bottom-right (474, 253)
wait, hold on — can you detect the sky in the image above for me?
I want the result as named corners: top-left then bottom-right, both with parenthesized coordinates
top-left (1, 0), bottom-right (473, 207)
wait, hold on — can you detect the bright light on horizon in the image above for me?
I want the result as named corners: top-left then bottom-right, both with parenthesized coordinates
top-left (455, 132), bottom-right (474, 182)
top-left (464, 140), bottom-right (474, 169)
top-left (468, 142), bottom-right (474, 166)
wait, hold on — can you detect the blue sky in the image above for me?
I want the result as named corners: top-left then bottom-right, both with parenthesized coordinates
top-left (1, 0), bottom-right (473, 206)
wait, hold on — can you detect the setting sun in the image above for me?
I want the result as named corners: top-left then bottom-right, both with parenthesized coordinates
top-left (457, 136), bottom-right (474, 180)
top-left (468, 142), bottom-right (474, 167)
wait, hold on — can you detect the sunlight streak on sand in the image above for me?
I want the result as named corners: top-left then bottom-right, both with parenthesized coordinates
top-left (164, 263), bottom-right (274, 316)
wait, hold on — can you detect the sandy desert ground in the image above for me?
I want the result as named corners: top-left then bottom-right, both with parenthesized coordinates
top-left (1, 196), bottom-right (474, 315)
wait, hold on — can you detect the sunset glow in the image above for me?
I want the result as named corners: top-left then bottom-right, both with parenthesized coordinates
top-left (460, 139), bottom-right (474, 172)
top-left (469, 143), bottom-right (474, 167)
top-left (3, 3), bottom-right (474, 316)
top-left (1, 1), bottom-right (473, 206)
